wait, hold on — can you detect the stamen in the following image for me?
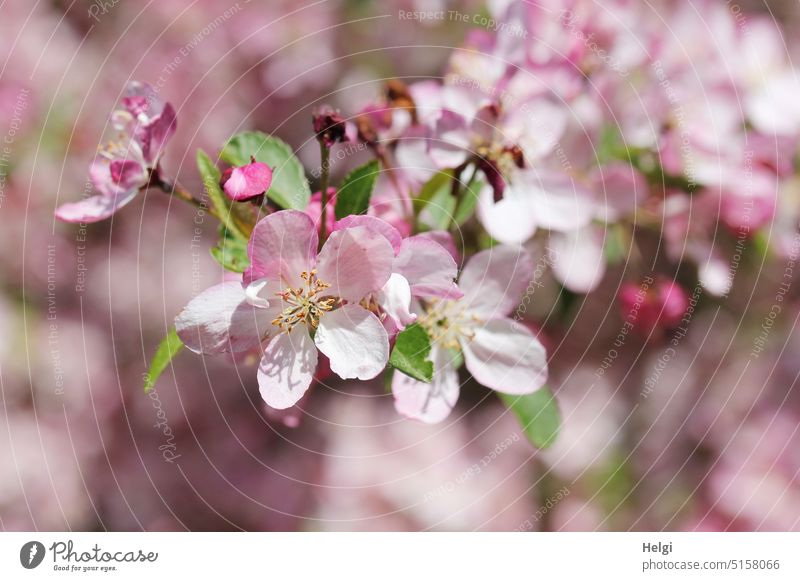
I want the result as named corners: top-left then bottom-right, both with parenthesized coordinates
top-left (271, 270), bottom-right (337, 333)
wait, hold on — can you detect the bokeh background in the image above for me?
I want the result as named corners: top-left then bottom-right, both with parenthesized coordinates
top-left (2, 0), bottom-right (800, 531)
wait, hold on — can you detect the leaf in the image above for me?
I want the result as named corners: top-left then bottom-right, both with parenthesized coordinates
top-left (144, 329), bottom-right (184, 393)
top-left (221, 131), bottom-right (311, 210)
top-left (389, 323), bottom-right (433, 383)
top-left (334, 159), bottom-right (380, 219)
top-left (500, 387), bottom-right (561, 449)
top-left (415, 171), bottom-right (456, 231)
top-left (210, 224), bottom-right (250, 272)
top-left (453, 175), bottom-right (483, 226)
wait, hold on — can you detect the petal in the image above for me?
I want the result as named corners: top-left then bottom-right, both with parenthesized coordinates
top-left (316, 226), bottom-right (394, 302)
top-left (503, 99), bottom-right (567, 162)
top-left (140, 103), bottom-right (177, 163)
top-left (55, 189), bottom-right (139, 223)
top-left (258, 325), bottom-right (317, 409)
top-left (244, 277), bottom-right (282, 309)
top-left (394, 130), bottom-right (439, 184)
top-left (334, 214), bottom-right (402, 253)
top-left (415, 230), bottom-right (461, 263)
top-left (175, 281), bottom-right (274, 354)
top-left (462, 318), bottom-right (548, 395)
top-left (459, 245), bottom-right (534, 318)
top-left (222, 160), bottom-right (273, 201)
top-left (525, 170), bottom-right (595, 232)
top-left (477, 182), bottom-right (537, 245)
top-left (549, 226), bottom-right (606, 293)
top-left (428, 110), bottom-right (471, 168)
top-left (376, 273), bottom-right (416, 331)
top-left (395, 235), bottom-right (463, 299)
top-left (109, 159), bottom-right (147, 190)
top-left (246, 210), bottom-right (318, 286)
top-left (392, 346), bottom-right (460, 424)
top-left (314, 304), bottom-right (389, 380)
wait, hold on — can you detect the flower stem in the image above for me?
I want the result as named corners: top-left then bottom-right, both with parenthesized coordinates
top-left (319, 143), bottom-right (331, 245)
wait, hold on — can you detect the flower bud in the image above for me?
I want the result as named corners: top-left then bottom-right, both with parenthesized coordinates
top-left (313, 105), bottom-right (348, 148)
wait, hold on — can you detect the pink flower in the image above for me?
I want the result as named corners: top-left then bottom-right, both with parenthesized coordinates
top-left (175, 210), bottom-right (396, 409)
top-left (220, 157), bottom-right (273, 201)
top-left (392, 245), bottom-right (548, 423)
top-left (55, 81), bottom-right (176, 223)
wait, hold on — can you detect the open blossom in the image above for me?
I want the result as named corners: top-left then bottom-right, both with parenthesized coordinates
top-left (55, 81), bottom-right (176, 223)
top-left (176, 210), bottom-right (398, 409)
top-left (221, 157), bottom-right (273, 201)
top-left (393, 245), bottom-right (548, 423)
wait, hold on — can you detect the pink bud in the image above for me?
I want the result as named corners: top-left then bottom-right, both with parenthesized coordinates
top-left (220, 157), bottom-right (273, 201)
top-left (619, 278), bottom-right (689, 337)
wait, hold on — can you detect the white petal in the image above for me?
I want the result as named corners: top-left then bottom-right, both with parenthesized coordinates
top-left (175, 281), bottom-right (274, 354)
top-left (244, 277), bottom-right (280, 308)
top-left (549, 227), bottom-right (606, 293)
top-left (477, 182), bottom-right (537, 245)
top-left (376, 273), bottom-right (416, 330)
top-left (258, 325), bottom-right (317, 409)
top-left (392, 346), bottom-right (460, 424)
top-left (315, 304), bottom-right (389, 380)
top-left (462, 318), bottom-right (548, 395)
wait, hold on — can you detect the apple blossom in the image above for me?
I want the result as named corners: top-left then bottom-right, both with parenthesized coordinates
top-left (392, 245), bottom-right (548, 423)
top-left (176, 210), bottom-right (397, 409)
top-left (55, 81), bottom-right (176, 223)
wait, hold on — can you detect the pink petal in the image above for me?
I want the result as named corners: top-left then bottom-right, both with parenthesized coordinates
top-left (461, 318), bottom-right (548, 395)
top-left (415, 230), bottom-right (460, 263)
top-left (316, 226), bottom-right (394, 302)
top-left (428, 109), bottom-right (471, 168)
top-left (459, 245), bottom-right (534, 318)
top-left (222, 160), bottom-right (273, 201)
top-left (591, 163), bottom-right (648, 222)
top-left (392, 346), bottom-right (460, 424)
top-left (109, 159), bottom-right (147, 190)
top-left (314, 304), bottom-right (389, 380)
top-left (141, 102), bottom-right (177, 164)
top-left (175, 280), bottom-right (274, 354)
top-left (549, 226), bottom-right (606, 293)
top-left (246, 210), bottom-right (318, 287)
top-left (395, 235), bottom-right (463, 300)
top-left (526, 170), bottom-right (595, 232)
top-left (258, 325), bottom-right (317, 409)
top-left (334, 214), bottom-right (402, 253)
top-left (55, 189), bottom-right (139, 223)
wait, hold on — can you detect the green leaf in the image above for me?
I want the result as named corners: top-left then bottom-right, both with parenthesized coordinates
top-left (220, 131), bottom-right (311, 210)
top-left (415, 171), bottom-right (456, 231)
top-left (210, 224), bottom-right (250, 272)
top-left (603, 223), bottom-right (628, 265)
top-left (500, 387), bottom-right (561, 449)
top-left (144, 329), bottom-right (184, 393)
top-left (334, 159), bottom-right (380, 219)
top-left (453, 176), bottom-right (483, 226)
top-left (390, 323), bottom-right (433, 383)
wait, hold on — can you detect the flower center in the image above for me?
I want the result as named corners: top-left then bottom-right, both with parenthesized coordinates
top-left (418, 299), bottom-right (481, 349)
top-left (271, 269), bottom-right (336, 333)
